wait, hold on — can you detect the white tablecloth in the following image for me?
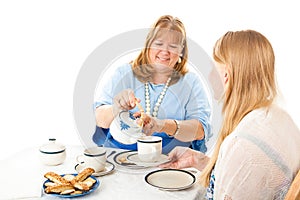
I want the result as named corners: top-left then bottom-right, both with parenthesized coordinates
top-left (0, 145), bottom-right (206, 200)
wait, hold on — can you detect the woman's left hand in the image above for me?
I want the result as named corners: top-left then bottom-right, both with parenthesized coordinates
top-left (134, 113), bottom-right (164, 135)
top-left (159, 146), bottom-right (209, 170)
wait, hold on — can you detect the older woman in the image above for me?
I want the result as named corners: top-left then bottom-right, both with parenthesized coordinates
top-left (160, 30), bottom-right (300, 199)
top-left (93, 15), bottom-right (211, 153)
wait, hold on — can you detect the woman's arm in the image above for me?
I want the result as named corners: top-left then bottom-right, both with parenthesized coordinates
top-left (95, 105), bottom-right (114, 128)
top-left (141, 115), bottom-right (205, 142)
top-left (160, 119), bottom-right (205, 141)
top-left (175, 72), bottom-right (211, 142)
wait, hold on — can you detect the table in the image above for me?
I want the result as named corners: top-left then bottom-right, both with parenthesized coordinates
top-left (0, 145), bottom-right (206, 200)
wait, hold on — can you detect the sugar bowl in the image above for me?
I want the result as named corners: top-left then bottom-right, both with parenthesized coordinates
top-left (39, 138), bottom-right (66, 165)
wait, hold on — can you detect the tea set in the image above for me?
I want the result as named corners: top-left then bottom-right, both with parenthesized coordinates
top-left (39, 111), bottom-right (169, 173)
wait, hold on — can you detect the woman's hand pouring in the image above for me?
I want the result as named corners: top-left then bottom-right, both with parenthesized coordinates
top-left (113, 89), bottom-right (140, 111)
top-left (134, 113), bottom-right (164, 135)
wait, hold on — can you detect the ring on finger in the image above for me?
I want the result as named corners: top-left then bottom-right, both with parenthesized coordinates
top-left (149, 123), bottom-right (154, 129)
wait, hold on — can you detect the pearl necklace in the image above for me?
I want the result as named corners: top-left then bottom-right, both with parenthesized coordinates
top-left (145, 77), bottom-right (171, 117)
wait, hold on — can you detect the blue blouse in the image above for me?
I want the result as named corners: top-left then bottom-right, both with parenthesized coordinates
top-left (93, 63), bottom-right (212, 154)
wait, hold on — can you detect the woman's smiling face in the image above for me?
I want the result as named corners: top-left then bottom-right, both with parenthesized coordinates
top-left (148, 30), bottom-right (183, 71)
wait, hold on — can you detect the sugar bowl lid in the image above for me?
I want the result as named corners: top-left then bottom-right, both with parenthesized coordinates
top-left (39, 138), bottom-right (65, 154)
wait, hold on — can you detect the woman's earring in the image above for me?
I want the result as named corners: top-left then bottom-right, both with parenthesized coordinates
top-left (178, 57), bottom-right (182, 63)
top-left (178, 53), bottom-right (183, 64)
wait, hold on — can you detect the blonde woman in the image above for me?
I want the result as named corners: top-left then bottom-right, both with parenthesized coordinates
top-left (160, 30), bottom-right (300, 199)
top-left (93, 15), bottom-right (211, 154)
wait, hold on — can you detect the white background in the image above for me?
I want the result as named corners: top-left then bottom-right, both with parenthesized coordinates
top-left (1, 0), bottom-right (299, 160)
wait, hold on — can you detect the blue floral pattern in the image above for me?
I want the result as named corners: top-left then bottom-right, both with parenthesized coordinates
top-left (129, 112), bottom-right (136, 120)
top-left (206, 168), bottom-right (215, 200)
top-left (120, 121), bottom-right (130, 130)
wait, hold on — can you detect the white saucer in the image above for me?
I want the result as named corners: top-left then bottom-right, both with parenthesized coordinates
top-left (126, 153), bottom-right (170, 167)
top-left (75, 161), bottom-right (115, 177)
top-left (113, 150), bottom-right (149, 170)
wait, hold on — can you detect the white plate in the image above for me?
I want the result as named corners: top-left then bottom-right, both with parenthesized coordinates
top-left (126, 153), bottom-right (170, 167)
top-left (145, 169), bottom-right (196, 191)
top-left (75, 161), bottom-right (115, 177)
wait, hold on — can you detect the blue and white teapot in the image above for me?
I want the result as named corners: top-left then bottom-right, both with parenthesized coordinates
top-left (110, 111), bottom-right (144, 144)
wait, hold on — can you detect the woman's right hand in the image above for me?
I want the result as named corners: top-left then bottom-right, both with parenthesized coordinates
top-left (159, 146), bottom-right (209, 171)
top-left (113, 89), bottom-right (140, 111)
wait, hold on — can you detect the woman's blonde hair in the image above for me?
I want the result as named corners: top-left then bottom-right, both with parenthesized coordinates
top-left (199, 30), bottom-right (277, 186)
top-left (131, 15), bottom-right (188, 84)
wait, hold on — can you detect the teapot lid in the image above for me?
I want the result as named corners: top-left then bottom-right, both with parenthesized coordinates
top-left (39, 138), bottom-right (65, 154)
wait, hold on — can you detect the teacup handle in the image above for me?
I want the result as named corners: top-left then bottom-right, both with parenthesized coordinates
top-left (74, 162), bottom-right (83, 170)
top-left (74, 161), bottom-right (88, 172)
top-left (76, 155), bottom-right (85, 164)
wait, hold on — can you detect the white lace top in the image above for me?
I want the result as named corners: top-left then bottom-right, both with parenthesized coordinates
top-left (214, 104), bottom-right (300, 199)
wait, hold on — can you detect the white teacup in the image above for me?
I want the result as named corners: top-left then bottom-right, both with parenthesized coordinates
top-left (76, 147), bottom-right (107, 172)
top-left (137, 136), bottom-right (162, 162)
